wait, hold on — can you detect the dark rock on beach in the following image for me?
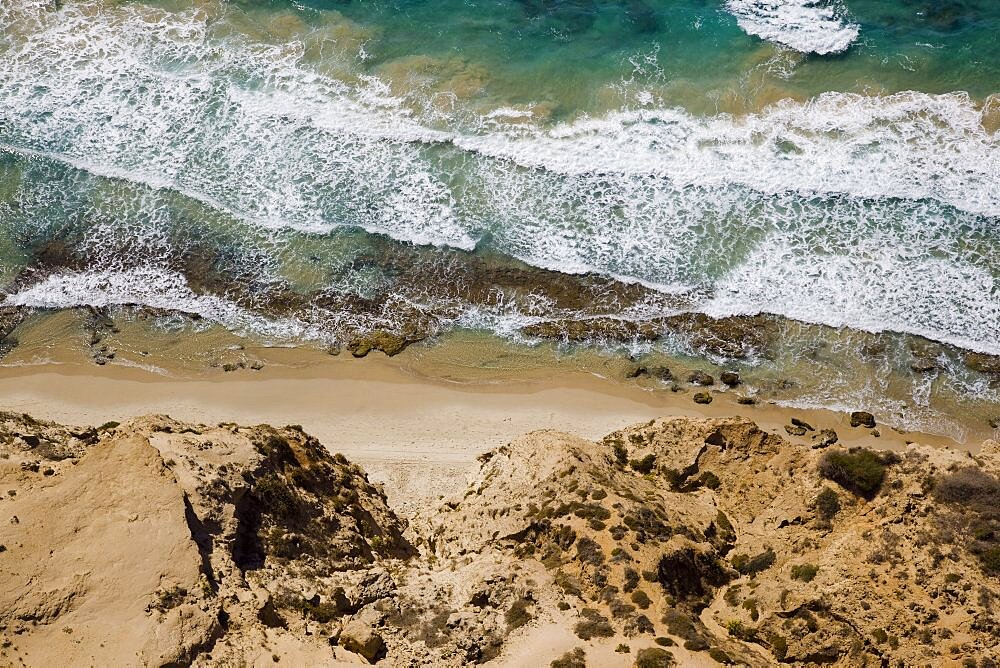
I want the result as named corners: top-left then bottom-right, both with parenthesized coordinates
top-left (347, 330), bottom-right (414, 358)
top-left (719, 371), bottom-right (740, 387)
top-left (692, 392), bottom-right (713, 405)
top-left (850, 411), bottom-right (876, 428)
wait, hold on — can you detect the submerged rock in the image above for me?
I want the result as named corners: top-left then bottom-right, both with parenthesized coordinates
top-left (720, 371), bottom-right (741, 387)
top-left (687, 371), bottom-right (714, 386)
top-left (966, 352), bottom-right (1000, 375)
top-left (521, 317), bottom-right (660, 343)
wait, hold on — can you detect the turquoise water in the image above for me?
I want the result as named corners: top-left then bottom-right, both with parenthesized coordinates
top-left (0, 0), bottom-right (998, 434)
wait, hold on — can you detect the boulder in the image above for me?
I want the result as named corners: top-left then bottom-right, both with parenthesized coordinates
top-left (339, 618), bottom-right (386, 663)
top-left (849, 411), bottom-right (876, 428)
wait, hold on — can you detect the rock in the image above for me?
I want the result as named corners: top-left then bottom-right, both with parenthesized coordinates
top-left (850, 411), bottom-right (876, 428)
top-left (990, 417), bottom-right (1000, 429)
top-left (521, 318), bottom-right (660, 343)
top-left (257, 597), bottom-right (287, 629)
top-left (784, 425), bottom-right (807, 437)
top-left (339, 618), bottom-right (386, 663)
top-left (693, 392), bottom-right (712, 405)
top-left (910, 359), bottom-right (938, 373)
top-left (687, 371), bottom-right (714, 386)
top-left (966, 352), bottom-right (1000, 375)
top-left (347, 330), bottom-right (410, 358)
top-left (812, 429), bottom-right (838, 448)
top-left (736, 396), bottom-right (756, 405)
top-left (625, 365), bottom-right (648, 379)
top-left (790, 417), bottom-right (814, 431)
top-left (720, 371), bottom-right (740, 387)
top-left (649, 366), bottom-right (673, 381)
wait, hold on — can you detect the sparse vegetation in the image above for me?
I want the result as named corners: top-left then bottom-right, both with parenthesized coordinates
top-left (634, 647), bottom-right (675, 668)
top-left (629, 454), bottom-right (657, 474)
top-left (550, 648), bottom-right (586, 668)
top-left (573, 608), bottom-right (614, 640)
top-left (791, 563), bottom-right (819, 582)
top-left (732, 547), bottom-right (776, 576)
top-left (932, 467), bottom-right (1000, 573)
top-left (768, 633), bottom-right (788, 660)
top-left (150, 586), bottom-right (186, 612)
top-left (505, 597), bottom-right (533, 630)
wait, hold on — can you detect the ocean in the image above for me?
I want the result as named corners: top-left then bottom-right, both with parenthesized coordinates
top-left (0, 0), bottom-right (998, 437)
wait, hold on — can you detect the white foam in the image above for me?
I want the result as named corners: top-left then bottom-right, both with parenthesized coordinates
top-left (1, 0), bottom-right (999, 358)
top-left (725, 0), bottom-right (859, 54)
top-left (3, 268), bottom-right (320, 342)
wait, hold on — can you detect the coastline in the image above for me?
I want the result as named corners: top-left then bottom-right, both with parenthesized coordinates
top-left (0, 331), bottom-right (977, 514)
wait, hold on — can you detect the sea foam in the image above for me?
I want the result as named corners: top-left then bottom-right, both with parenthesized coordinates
top-left (1, 0), bottom-right (998, 356)
top-left (725, 0), bottom-right (860, 54)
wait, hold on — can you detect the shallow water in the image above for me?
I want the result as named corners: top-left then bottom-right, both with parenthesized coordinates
top-left (0, 0), bottom-right (997, 436)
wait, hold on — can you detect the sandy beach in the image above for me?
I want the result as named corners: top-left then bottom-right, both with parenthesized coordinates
top-left (0, 334), bottom-right (969, 514)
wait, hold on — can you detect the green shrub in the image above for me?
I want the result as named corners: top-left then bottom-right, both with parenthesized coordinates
top-left (979, 546), bottom-right (1000, 572)
top-left (550, 648), bottom-right (586, 668)
top-left (872, 628), bottom-right (888, 644)
top-left (769, 634), bottom-right (788, 660)
top-left (818, 448), bottom-right (888, 497)
top-left (732, 548), bottom-right (776, 576)
top-left (613, 441), bottom-right (628, 466)
top-left (791, 564), bottom-right (819, 582)
top-left (708, 648), bottom-right (733, 664)
top-left (634, 647), bottom-right (675, 668)
top-left (505, 598), bottom-right (532, 630)
top-left (574, 608), bottom-right (614, 640)
top-left (699, 471), bottom-right (721, 490)
top-left (630, 590), bottom-right (651, 609)
top-left (814, 487), bottom-right (841, 520)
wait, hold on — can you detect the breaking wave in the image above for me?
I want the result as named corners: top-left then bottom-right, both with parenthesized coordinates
top-left (1, 0), bottom-right (998, 355)
top-left (725, 0), bottom-right (860, 54)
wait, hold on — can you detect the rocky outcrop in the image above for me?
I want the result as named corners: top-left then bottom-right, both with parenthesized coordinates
top-left (2, 412), bottom-right (999, 666)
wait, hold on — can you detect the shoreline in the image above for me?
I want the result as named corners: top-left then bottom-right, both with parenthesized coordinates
top-left (0, 336), bottom-right (978, 514)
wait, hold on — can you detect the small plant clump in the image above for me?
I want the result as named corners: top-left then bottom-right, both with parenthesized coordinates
top-left (732, 547), bottom-right (776, 576)
top-left (634, 647), bottom-right (675, 668)
top-left (630, 454), bottom-right (657, 474)
top-left (768, 634), bottom-right (788, 660)
top-left (791, 563), bottom-right (820, 582)
top-left (505, 597), bottom-right (533, 630)
top-left (573, 608), bottom-right (615, 640)
top-left (818, 448), bottom-right (890, 498)
top-left (814, 487), bottom-right (841, 520)
top-left (550, 647), bottom-right (586, 668)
